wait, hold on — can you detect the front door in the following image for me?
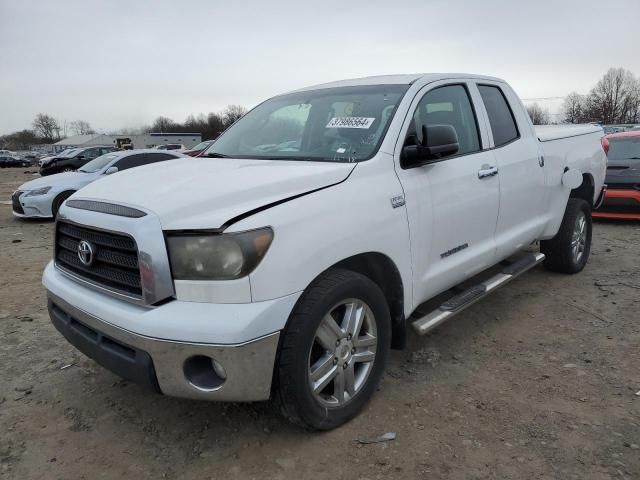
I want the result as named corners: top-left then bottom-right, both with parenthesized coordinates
top-left (394, 82), bottom-right (500, 306)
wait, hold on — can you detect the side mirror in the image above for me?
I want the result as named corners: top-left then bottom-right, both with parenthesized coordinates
top-left (77, 155), bottom-right (85, 160)
top-left (104, 166), bottom-right (118, 175)
top-left (402, 124), bottom-right (460, 168)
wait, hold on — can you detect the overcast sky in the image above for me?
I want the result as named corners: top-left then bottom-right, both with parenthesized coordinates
top-left (1, 0), bottom-right (639, 135)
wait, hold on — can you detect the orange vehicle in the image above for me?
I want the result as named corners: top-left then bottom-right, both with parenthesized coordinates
top-left (593, 130), bottom-right (640, 220)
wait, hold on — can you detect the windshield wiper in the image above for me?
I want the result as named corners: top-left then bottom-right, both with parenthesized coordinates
top-left (204, 152), bottom-right (230, 158)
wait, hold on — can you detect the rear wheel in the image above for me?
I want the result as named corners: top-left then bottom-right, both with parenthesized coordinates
top-left (541, 198), bottom-right (592, 273)
top-left (62, 167), bottom-right (74, 172)
top-left (51, 191), bottom-right (75, 218)
top-left (276, 269), bottom-right (390, 430)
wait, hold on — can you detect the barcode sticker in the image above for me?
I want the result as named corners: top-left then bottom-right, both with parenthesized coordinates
top-left (326, 117), bottom-right (375, 129)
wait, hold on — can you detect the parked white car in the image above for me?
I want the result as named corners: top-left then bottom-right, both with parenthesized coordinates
top-left (13, 149), bottom-right (185, 218)
top-left (43, 74), bottom-right (606, 430)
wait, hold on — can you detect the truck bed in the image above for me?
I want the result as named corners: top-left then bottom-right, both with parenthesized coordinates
top-left (535, 124), bottom-right (603, 142)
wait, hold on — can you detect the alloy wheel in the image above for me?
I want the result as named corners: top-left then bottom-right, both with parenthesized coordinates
top-left (571, 211), bottom-right (587, 263)
top-left (308, 299), bottom-right (377, 407)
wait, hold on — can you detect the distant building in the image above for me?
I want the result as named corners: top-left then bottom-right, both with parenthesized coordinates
top-left (52, 134), bottom-right (116, 153)
top-left (52, 132), bottom-right (202, 153)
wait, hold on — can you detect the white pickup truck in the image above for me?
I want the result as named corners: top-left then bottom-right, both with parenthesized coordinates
top-left (43, 74), bottom-right (607, 430)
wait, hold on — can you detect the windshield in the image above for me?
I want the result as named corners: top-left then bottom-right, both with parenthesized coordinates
top-left (191, 141), bottom-right (212, 151)
top-left (203, 85), bottom-right (408, 162)
top-left (608, 137), bottom-right (640, 161)
top-left (79, 153), bottom-right (119, 173)
top-left (59, 148), bottom-right (81, 158)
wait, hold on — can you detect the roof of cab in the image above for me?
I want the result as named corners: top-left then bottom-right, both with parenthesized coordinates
top-left (291, 73), bottom-right (506, 92)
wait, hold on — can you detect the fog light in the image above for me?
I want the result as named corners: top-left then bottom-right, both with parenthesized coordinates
top-left (211, 358), bottom-right (227, 380)
top-left (183, 355), bottom-right (226, 391)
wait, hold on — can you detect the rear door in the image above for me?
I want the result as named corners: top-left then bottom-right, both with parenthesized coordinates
top-left (394, 81), bottom-right (500, 304)
top-left (475, 83), bottom-right (546, 258)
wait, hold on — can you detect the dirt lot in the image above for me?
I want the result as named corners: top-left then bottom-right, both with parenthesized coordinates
top-left (0, 168), bottom-right (639, 480)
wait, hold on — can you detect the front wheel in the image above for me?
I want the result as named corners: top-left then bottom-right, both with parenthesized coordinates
top-left (51, 191), bottom-right (75, 218)
top-left (275, 269), bottom-right (390, 430)
top-left (541, 198), bottom-right (592, 273)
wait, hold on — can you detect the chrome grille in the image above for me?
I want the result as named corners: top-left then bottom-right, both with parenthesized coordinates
top-left (55, 222), bottom-right (142, 297)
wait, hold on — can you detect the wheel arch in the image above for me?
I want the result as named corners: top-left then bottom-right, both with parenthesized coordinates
top-left (52, 189), bottom-right (76, 217)
top-left (328, 252), bottom-right (406, 350)
top-left (570, 172), bottom-right (595, 207)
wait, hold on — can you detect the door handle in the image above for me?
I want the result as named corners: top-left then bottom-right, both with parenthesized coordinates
top-left (478, 165), bottom-right (498, 179)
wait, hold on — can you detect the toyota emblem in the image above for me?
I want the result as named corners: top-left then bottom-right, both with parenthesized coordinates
top-left (77, 240), bottom-right (95, 266)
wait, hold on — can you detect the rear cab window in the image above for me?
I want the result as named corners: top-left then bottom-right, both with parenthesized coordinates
top-left (478, 85), bottom-right (519, 147)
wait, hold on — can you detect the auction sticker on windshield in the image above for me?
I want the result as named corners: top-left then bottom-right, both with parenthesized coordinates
top-left (326, 117), bottom-right (375, 129)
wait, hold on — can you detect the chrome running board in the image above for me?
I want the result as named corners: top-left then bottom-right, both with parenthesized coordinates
top-left (411, 252), bottom-right (545, 336)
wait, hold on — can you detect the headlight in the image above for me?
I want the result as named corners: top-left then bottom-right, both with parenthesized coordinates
top-left (24, 186), bottom-right (52, 197)
top-left (166, 227), bottom-right (273, 280)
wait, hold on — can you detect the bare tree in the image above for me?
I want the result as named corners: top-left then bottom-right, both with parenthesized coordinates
top-left (151, 116), bottom-right (176, 132)
top-left (0, 129), bottom-right (39, 150)
top-left (562, 92), bottom-right (586, 123)
top-left (32, 113), bottom-right (61, 141)
top-left (584, 68), bottom-right (640, 124)
top-left (621, 77), bottom-right (640, 124)
top-left (526, 103), bottom-right (550, 125)
top-left (207, 112), bottom-right (224, 138)
top-left (69, 120), bottom-right (95, 135)
top-left (221, 105), bottom-right (247, 128)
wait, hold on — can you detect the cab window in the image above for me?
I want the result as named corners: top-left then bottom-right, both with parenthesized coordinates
top-left (114, 154), bottom-right (147, 170)
top-left (411, 84), bottom-right (481, 156)
top-left (478, 85), bottom-right (519, 147)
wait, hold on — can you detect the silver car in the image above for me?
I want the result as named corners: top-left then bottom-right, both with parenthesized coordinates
top-left (12, 149), bottom-right (185, 218)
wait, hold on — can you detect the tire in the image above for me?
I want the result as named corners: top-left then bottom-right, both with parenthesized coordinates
top-left (541, 198), bottom-right (592, 274)
top-left (62, 167), bottom-right (73, 172)
top-left (275, 268), bottom-right (391, 430)
top-left (51, 191), bottom-right (75, 218)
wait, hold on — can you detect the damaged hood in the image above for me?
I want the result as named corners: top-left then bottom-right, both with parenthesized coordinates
top-left (71, 158), bottom-right (356, 230)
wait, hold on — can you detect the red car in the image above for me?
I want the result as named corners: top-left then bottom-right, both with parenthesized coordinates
top-left (182, 140), bottom-right (214, 157)
top-left (593, 130), bottom-right (640, 220)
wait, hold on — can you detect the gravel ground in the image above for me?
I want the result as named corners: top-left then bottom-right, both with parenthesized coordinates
top-left (1, 168), bottom-right (639, 480)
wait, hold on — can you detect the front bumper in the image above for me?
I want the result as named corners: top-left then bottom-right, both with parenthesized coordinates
top-left (48, 292), bottom-right (279, 401)
top-left (39, 165), bottom-right (59, 176)
top-left (12, 190), bottom-right (55, 218)
top-left (43, 262), bottom-right (301, 401)
top-left (593, 188), bottom-right (640, 220)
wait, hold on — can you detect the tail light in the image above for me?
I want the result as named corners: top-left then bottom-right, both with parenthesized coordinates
top-left (601, 137), bottom-right (609, 156)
